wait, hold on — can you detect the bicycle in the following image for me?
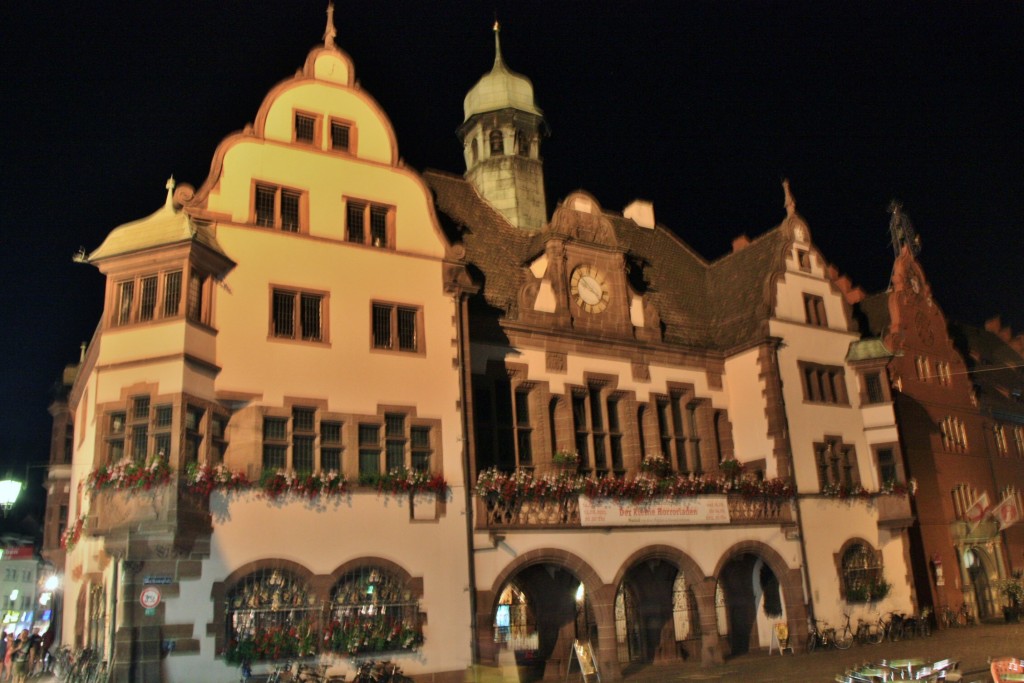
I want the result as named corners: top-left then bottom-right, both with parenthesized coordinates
top-left (806, 618), bottom-right (838, 652)
top-left (940, 602), bottom-right (972, 628)
top-left (854, 615), bottom-right (885, 645)
top-left (833, 613), bottom-right (855, 650)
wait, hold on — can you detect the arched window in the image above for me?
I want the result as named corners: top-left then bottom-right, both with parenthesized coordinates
top-left (489, 130), bottom-right (504, 156)
top-left (225, 569), bottom-right (319, 662)
top-left (326, 566), bottom-right (423, 655)
top-left (840, 543), bottom-right (888, 603)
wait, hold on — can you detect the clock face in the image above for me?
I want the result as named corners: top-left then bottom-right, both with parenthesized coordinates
top-left (570, 265), bottom-right (609, 313)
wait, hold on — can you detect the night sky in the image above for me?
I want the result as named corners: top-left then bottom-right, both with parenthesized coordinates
top-left (1, 2), bottom-right (1020, 527)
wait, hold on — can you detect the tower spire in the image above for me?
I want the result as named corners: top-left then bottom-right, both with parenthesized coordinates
top-left (782, 178), bottom-right (796, 218)
top-left (493, 20), bottom-right (504, 69)
top-left (324, 2), bottom-right (337, 49)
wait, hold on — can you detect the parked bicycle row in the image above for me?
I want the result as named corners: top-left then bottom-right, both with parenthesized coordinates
top-left (52, 646), bottom-right (109, 683)
top-left (807, 605), bottom-right (973, 652)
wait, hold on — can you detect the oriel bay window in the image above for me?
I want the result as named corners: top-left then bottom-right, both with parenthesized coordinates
top-left (271, 288), bottom-right (326, 342)
top-left (112, 270), bottom-right (183, 326)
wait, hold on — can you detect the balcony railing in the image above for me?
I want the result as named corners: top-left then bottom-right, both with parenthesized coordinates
top-left (480, 494), bottom-right (794, 530)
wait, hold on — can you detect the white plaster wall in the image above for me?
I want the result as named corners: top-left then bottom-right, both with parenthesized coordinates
top-left (722, 348), bottom-right (775, 473)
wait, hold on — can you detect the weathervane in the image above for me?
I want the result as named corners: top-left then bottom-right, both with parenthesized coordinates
top-left (324, 2), bottom-right (337, 49)
top-left (888, 200), bottom-right (921, 257)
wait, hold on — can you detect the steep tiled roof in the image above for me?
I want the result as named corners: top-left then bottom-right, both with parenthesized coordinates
top-left (705, 227), bottom-right (790, 348)
top-left (424, 170), bottom-right (791, 351)
top-left (857, 292), bottom-right (892, 337)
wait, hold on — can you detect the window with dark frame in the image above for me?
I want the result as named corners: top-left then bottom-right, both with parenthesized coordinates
top-left (411, 426), bottom-right (431, 472)
top-left (803, 293), bottom-right (827, 327)
top-left (254, 183), bottom-right (304, 232)
top-left (385, 413), bottom-right (406, 472)
top-left (876, 447), bottom-right (898, 485)
top-left (346, 200), bottom-right (392, 248)
top-left (864, 372), bottom-right (885, 404)
top-left (184, 405), bottom-right (204, 465)
top-left (294, 113), bottom-right (316, 144)
top-left (113, 270), bottom-right (185, 327)
top-left (815, 439), bottom-right (858, 490)
top-left (358, 423), bottom-right (381, 477)
top-left (572, 393), bottom-right (591, 470)
top-left (271, 288), bottom-right (324, 342)
top-left (471, 377), bottom-right (516, 473)
top-left (514, 391), bottom-right (533, 468)
top-left (799, 362), bottom-right (849, 404)
top-left (371, 303), bottom-right (419, 352)
top-left (330, 120), bottom-right (351, 151)
top-left (130, 396), bottom-right (149, 461)
top-left (321, 420), bottom-right (343, 471)
top-left (154, 404), bottom-right (172, 461)
top-left (210, 414), bottom-right (228, 465)
top-left (262, 416), bottom-right (288, 470)
top-left (607, 397), bottom-right (624, 473)
top-left (292, 407), bottom-right (316, 474)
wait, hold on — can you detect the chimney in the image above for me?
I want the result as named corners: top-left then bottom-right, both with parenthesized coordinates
top-left (623, 200), bottom-right (655, 229)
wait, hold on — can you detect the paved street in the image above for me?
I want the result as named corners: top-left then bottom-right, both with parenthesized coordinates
top-left (617, 621), bottom-right (1024, 682)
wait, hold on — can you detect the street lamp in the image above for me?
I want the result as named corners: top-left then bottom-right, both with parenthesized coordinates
top-left (0, 477), bottom-right (23, 515)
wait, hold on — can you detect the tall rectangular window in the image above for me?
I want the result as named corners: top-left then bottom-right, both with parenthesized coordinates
top-left (472, 377), bottom-right (516, 472)
top-left (607, 397), bottom-right (624, 473)
top-left (163, 270), bottom-right (182, 317)
top-left (385, 413), bottom-right (406, 472)
top-left (1014, 427), bottom-right (1024, 458)
top-left (210, 414), bottom-right (228, 465)
top-left (129, 396), bottom-right (149, 461)
top-left (803, 293), bottom-right (827, 327)
top-left (263, 417), bottom-right (288, 470)
top-left (292, 407), bottom-right (316, 473)
top-left (864, 372), bottom-right (885, 404)
top-left (184, 405), bottom-right (204, 465)
top-left (877, 447), bottom-right (898, 485)
top-left (371, 303), bottom-right (420, 352)
top-left (815, 439), bottom-right (858, 490)
top-left (411, 426), bottom-right (431, 472)
top-left (272, 288), bottom-right (325, 342)
top-left (294, 113), bottom-right (317, 144)
top-left (321, 420), bottom-right (343, 472)
top-left (686, 403), bottom-right (703, 475)
top-left (345, 200), bottom-right (393, 248)
top-left (254, 183), bottom-right (305, 232)
top-left (572, 394), bottom-right (590, 470)
top-left (994, 424), bottom-right (1008, 456)
top-left (115, 281), bottom-right (134, 325)
top-left (187, 271), bottom-right (206, 322)
top-left (589, 388), bottom-right (607, 473)
top-left (138, 276), bottom-right (158, 322)
top-left (154, 404), bottom-right (172, 461)
top-left (358, 424), bottom-right (381, 477)
top-left (514, 391), bottom-right (533, 467)
top-left (330, 120), bottom-right (351, 151)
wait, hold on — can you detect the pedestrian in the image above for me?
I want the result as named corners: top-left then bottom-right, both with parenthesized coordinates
top-left (39, 626), bottom-right (55, 672)
top-left (0, 633), bottom-right (7, 683)
top-left (9, 630), bottom-right (29, 683)
top-left (25, 629), bottom-right (40, 676)
top-left (1, 632), bottom-right (13, 682)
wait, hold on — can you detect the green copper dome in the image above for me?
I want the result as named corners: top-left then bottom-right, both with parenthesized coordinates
top-left (463, 24), bottom-right (542, 121)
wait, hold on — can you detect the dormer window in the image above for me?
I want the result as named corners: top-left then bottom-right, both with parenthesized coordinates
top-left (255, 183), bottom-right (304, 232)
top-left (797, 249), bottom-right (811, 272)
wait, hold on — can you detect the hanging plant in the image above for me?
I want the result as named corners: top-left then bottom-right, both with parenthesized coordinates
top-left (60, 515), bottom-right (87, 551)
top-left (86, 457), bottom-right (172, 492)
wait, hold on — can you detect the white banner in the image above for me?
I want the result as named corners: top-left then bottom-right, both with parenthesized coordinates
top-left (578, 495), bottom-right (731, 527)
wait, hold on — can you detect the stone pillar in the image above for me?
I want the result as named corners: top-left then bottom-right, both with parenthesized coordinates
top-left (696, 577), bottom-right (724, 666)
top-left (592, 583), bottom-right (622, 682)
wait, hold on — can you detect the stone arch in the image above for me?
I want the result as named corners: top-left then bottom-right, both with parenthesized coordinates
top-left (209, 558), bottom-right (317, 657)
top-left (612, 545), bottom-right (720, 664)
top-left (713, 539), bottom-right (807, 656)
top-left (480, 549), bottom-right (611, 679)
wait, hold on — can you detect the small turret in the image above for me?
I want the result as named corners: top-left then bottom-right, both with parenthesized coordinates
top-left (457, 23), bottom-right (547, 232)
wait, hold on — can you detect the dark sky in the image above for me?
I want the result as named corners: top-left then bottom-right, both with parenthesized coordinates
top-left (1, 2), bottom-right (1021, 520)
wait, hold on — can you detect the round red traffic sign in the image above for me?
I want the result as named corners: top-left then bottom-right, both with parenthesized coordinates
top-left (140, 586), bottom-right (162, 609)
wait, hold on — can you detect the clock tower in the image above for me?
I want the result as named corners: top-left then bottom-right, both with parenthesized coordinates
top-left (458, 23), bottom-right (547, 232)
